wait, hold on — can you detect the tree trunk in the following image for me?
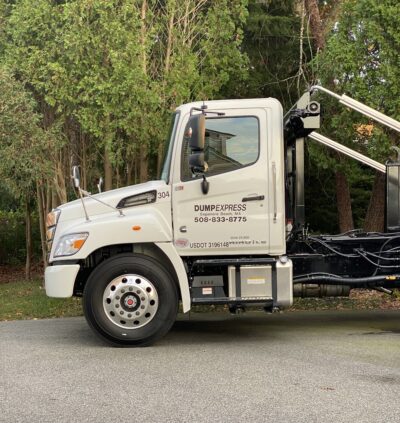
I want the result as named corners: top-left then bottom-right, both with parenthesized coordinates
top-left (157, 142), bottom-right (164, 178)
top-left (81, 132), bottom-right (87, 190)
top-left (126, 160), bottom-right (133, 186)
top-left (54, 160), bottom-right (67, 205)
top-left (36, 182), bottom-right (47, 266)
top-left (304, 0), bottom-right (351, 233)
top-left (104, 146), bottom-right (113, 191)
top-left (139, 144), bottom-right (148, 182)
top-left (305, 0), bottom-right (325, 50)
top-left (134, 156), bottom-right (139, 184)
top-left (363, 172), bottom-right (385, 232)
top-left (139, 0), bottom-right (149, 183)
top-left (51, 188), bottom-right (58, 210)
top-left (46, 184), bottom-right (51, 214)
top-left (25, 196), bottom-right (32, 280)
top-left (116, 165), bottom-right (120, 189)
top-left (335, 170), bottom-right (354, 232)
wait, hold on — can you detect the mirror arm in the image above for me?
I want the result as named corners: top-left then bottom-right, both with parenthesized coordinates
top-left (80, 189), bottom-right (124, 217)
top-left (77, 187), bottom-right (90, 222)
top-left (71, 166), bottom-right (90, 221)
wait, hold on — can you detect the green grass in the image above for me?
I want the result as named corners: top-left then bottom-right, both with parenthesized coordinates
top-left (0, 279), bottom-right (82, 321)
top-left (0, 278), bottom-right (399, 322)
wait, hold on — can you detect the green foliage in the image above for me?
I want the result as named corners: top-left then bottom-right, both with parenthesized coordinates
top-left (0, 67), bottom-right (52, 198)
top-left (349, 166), bottom-right (375, 229)
top-left (305, 0), bottom-right (400, 231)
top-left (316, 0), bottom-right (400, 161)
top-left (6, 0), bottom-right (249, 170)
top-left (0, 66), bottom-right (65, 267)
top-left (305, 154), bottom-right (338, 234)
top-left (0, 210), bottom-right (41, 264)
top-left (0, 184), bottom-right (20, 211)
top-left (305, 142), bottom-right (376, 233)
top-left (0, 0), bottom-right (250, 264)
top-left (242, 0), bottom-right (307, 108)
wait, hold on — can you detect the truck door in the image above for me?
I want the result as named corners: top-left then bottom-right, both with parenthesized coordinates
top-left (172, 104), bottom-right (285, 256)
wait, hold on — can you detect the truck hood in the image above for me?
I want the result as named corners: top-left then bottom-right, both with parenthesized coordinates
top-left (57, 180), bottom-right (167, 223)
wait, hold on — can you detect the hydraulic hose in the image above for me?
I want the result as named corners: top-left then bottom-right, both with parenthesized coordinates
top-left (293, 273), bottom-right (400, 286)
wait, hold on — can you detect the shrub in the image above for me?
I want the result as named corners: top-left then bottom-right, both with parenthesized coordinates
top-left (0, 210), bottom-right (41, 265)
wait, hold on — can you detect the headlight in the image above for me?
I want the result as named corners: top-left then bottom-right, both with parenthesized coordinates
top-left (46, 209), bottom-right (61, 228)
top-left (54, 232), bottom-right (89, 257)
top-left (116, 190), bottom-right (157, 209)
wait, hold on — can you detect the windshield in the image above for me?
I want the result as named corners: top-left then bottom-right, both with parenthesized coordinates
top-left (160, 112), bottom-right (179, 183)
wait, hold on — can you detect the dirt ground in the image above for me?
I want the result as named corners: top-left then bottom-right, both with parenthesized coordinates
top-left (349, 288), bottom-right (400, 309)
top-left (0, 264), bottom-right (43, 284)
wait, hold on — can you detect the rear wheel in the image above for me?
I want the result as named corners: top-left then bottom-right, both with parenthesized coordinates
top-left (83, 253), bottom-right (178, 347)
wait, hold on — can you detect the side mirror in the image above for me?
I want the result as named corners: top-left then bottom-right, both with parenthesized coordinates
top-left (185, 114), bottom-right (205, 151)
top-left (72, 166), bottom-right (81, 189)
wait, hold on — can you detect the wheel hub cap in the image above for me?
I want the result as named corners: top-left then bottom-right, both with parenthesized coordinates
top-left (103, 274), bottom-right (159, 329)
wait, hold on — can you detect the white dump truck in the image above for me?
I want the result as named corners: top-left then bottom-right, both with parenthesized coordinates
top-left (45, 86), bottom-right (400, 346)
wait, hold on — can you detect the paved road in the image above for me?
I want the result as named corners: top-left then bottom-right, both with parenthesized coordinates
top-left (1, 310), bottom-right (400, 423)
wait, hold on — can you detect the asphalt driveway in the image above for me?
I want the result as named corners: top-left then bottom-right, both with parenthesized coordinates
top-left (1, 310), bottom-right (400, 423)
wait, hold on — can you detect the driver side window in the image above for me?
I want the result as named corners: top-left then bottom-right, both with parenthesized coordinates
top-left (181, 116), bottom-right (259, 181)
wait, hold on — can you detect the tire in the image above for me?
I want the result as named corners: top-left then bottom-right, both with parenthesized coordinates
top-left (83, 253), bottom-right (178, 347)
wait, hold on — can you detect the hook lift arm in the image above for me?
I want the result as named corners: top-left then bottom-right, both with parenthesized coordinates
top-left (310, 85), bottom-right (400, 134)
top-left (285, 86), bottom-right (400, 173)
top-left (284, 85), bottom-right (400, 230)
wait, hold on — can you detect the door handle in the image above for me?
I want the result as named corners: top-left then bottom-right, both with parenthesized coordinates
top-left (242, 195), bottom-right (265, 202)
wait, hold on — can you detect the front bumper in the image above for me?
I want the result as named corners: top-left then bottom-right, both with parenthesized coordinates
top-left (45, 264), bottom-right (80, 298)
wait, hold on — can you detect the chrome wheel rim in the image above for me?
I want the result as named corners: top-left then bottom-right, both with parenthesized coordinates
top-left (103, 274), bottom-right (159, 329)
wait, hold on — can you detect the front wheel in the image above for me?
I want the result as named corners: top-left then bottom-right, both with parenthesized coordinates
top-left (83, 254), bottom-right (178, 347)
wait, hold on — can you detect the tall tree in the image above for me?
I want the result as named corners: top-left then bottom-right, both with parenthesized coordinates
top-left (0, 68), bottom-right (56, 276)
top-left (6, 0), bottom-right (249, 189)
top-left (242, 0), bottom-right (304, 108)
top-left (317, 0), bottom-right (400, 231)
top-left (304, 0), bottom-right (355, 232)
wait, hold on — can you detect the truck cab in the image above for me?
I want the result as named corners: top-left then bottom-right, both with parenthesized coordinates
top-left (45, 97), bottom-right (293, 346)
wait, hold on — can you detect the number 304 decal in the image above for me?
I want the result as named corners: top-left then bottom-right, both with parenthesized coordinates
top-left (157, 191), bottom-right (170, 199)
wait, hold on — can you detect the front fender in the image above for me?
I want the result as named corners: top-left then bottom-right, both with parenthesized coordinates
top-left (51, 207), bottom-right (172, 261)
top-left (155, 242), bottom-right (190, 313)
